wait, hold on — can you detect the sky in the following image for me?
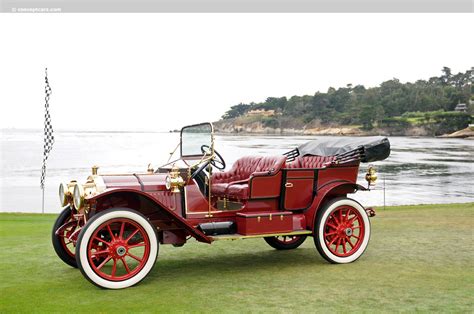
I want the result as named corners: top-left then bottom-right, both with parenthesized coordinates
top-left (0, 13), bottom-right (472, 131)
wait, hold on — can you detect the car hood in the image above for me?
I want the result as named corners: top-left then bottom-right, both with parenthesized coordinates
top-left (100, 173), bottom-right (169, 192)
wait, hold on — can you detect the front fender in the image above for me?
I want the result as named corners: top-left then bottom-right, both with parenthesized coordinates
top-left (87, 188), bottom-right (212, 244)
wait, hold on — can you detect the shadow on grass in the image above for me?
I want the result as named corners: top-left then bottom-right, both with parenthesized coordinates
top-left (147, 246), bottom-right (327, 282)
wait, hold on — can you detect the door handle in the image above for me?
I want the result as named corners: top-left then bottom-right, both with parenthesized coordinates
top-left (285, 182), bottom-right (293, 188)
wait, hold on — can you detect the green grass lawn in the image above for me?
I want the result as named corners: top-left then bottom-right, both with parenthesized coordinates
top-left (1, 203), bottom-right (473, 313)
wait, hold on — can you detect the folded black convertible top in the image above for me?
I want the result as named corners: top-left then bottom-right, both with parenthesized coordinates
top-left (285, 136), bottom-right (390, 163)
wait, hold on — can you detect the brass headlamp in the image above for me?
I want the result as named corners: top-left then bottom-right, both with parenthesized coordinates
top-left (365, 165), bottom-right (378, 187)
top-left (59, 181), bottom-right (76, 206)
top-left (59, 166), bottom-right (106, 210)
top-left (73, 179), bottom-right (99, 210)
top-left (166, 164), bottom-right (185, 193)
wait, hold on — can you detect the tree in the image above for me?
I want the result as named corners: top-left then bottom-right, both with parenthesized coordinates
top-left (441, 66), bottom-right (452, 86)
top-left (359, 105), bottom-right (375, 130)
top-left (221, 103), bottom-right (250, 119)
top-left (218, 67), bottom-right (472, 130)
top-left (374, 105), bottom-right (385, 126)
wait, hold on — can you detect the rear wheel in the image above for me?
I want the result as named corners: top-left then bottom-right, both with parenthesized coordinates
top-left (52, 205), bottom-right (82, 268)
top-left (264, 235), bottom-right (307, 250)
top-left (76, 208), bottom-right (159, 289)
top-left (314, 198), bottom-right (371, 264)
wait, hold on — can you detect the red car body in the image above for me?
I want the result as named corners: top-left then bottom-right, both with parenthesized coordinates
top-left (52, 122), bottom-right (389, 289)
top-left (91, 156), bottom-right (362, 242)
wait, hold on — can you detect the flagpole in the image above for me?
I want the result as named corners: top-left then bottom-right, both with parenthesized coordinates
top-left (383, 174), bottom-right (386, 210)
top-left (42, 187), bottom-right (45, 214)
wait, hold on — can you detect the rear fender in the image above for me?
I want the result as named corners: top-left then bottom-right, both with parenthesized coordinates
top-left (306, 181), bottom-right (367, 231)
top-left (88, 188), bottom-right (211, 244)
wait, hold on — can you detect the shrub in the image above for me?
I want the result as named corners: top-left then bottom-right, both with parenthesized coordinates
top-left (380, 117), bottom-right (411, 129)
top-left (262, 117), bottom-right (280, 129)
top-left (432, 112), bottom-right (471, 135)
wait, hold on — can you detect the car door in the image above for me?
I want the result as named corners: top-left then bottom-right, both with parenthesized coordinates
top-left (281, 169), bottom-right (317, 210)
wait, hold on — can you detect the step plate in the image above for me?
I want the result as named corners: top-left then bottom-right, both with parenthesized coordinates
top-left (209, 230), bottom-right (312, 241)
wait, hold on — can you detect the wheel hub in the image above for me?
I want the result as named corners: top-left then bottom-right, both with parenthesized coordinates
top-left (337, 224), bottom-right (354, 237)
top-left (116, 246), bottom-right (127, 257)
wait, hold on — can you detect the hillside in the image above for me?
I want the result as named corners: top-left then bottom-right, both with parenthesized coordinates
top-left (215, 67), bottom-right (473, 136)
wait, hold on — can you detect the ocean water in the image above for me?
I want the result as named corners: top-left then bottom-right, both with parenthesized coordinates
top-left (1, 129), bottom-right (473, 213)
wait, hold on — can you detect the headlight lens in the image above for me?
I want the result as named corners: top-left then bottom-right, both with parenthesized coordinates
top-left (165, 175), bottom-right (171, 190)
top-left (59, 183), bottom-right (68, 206)
top-left (73, 184), bottom-right (85, 209)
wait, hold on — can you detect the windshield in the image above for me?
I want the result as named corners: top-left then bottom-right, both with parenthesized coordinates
top-left (180, 123), bottom-right (213, 157)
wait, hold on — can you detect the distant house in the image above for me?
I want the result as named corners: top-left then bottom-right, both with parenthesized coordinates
top-left (454, 103), bottom-right (467, 112)
top-left (246, 109), bottom-right (275, 117)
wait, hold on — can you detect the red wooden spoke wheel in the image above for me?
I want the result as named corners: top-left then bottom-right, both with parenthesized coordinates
top-left (76, 208), bottom-right (158, 289)
top-left (52, 206), bottom-right (83, 268)
top-left (323, 205), bottom-right (365, 257)
top-left (87, 218), bottom-right (151, 281)
top-left (314, 198), bottom-right (371, 264)
top-left (264, 235), bottom-right (307, 250)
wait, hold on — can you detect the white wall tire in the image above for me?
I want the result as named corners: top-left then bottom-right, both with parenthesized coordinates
top-left (75, 208), bottom-right (158, 289)
top-left (314, 198), bottom-right (371, 264)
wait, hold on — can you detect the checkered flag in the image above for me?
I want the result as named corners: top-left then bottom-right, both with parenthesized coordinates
top-left (40, 68), bottom-right (54, 190)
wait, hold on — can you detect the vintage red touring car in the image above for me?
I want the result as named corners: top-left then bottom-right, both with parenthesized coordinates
top-left (52, 122), bottom-right (390, 289)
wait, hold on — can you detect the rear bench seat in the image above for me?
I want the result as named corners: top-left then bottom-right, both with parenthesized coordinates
top-left (285, 155), bottom-right (335, 169)
top-left (211, 155), bottom-right (287, 201)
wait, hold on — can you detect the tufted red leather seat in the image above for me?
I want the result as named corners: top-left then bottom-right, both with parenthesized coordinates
top-left (212, 156), bottom-right (262, 184)
top-left (211, 155), bottom-right (287, 200)
top-left (285, 155), bottom-right (335, 169)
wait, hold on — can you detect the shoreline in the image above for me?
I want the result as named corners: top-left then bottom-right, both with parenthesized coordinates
top-left (213, 122), bottom-right (474, 139)
top-left (214, 131), bottom-right (471, 138)
top-left (213, 129), bottom-right (474, 139)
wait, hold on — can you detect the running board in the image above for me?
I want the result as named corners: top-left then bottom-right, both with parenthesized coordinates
top-left (209, 230), bottom-right (312, 241)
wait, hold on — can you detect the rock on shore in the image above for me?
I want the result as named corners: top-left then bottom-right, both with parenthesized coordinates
top-left (441, 126), bottom-right (474, 139)
top-left (214, 120), bottom-right (365, 135)
top-left (213, 120), bottom-right (432, 136)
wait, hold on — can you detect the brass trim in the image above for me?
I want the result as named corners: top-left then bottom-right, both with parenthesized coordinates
top-left (168, 164), bottom-right (185, 193)
top-left (184, 187), bottom-right (188, 213)
top-left (147, 163), bottom-right (154, 173)
top-left (185, 209), bottom-right (225, 215)
top-left (207, 161), bottom-right (212, 218)
top-left (167, 142), bottom-right (181, 163)
top-left (184, 186), bottom-right (224, 215)
top-left (209, 230), bottom-right (312, 241)
top-left (91, 175), bottom-right (106, 193)
top-left (365, 165), bottom-right (378, 187)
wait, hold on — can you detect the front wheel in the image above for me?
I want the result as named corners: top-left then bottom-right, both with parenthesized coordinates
top-left (76, 208), bottom-right (159, 289)
top-left (314, 198), bottom-right (371, 264)
top-left (264, 235), bottom-right (307, 250)
top-left (52, 205), bottom-right (82, 268)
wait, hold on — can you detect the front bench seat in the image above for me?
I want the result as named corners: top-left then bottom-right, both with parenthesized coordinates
top-left (211, 155), bottom-right (287, 200)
